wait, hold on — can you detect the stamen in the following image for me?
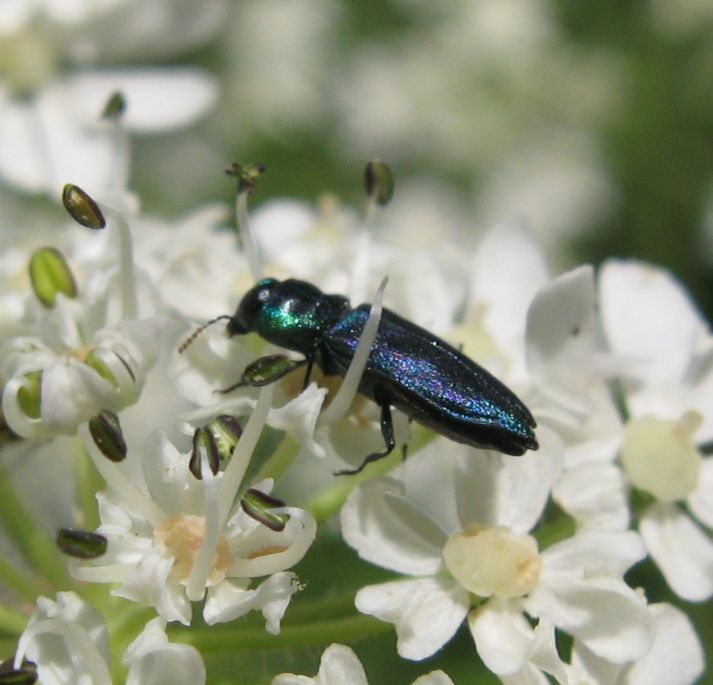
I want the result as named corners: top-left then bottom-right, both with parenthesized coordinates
top-left (100, 91), bottom-right (130, 200)
top-left (99, 203), bottom-right (138, 320)
top-left (185, 460), bottom-right (220, 601)
top-left (227, 162), bottom-right (265, 282)
top-left (319, 277), bottom-right (388, 426)
top-left (217, 383), bottom-right (274, 526)
top-left (350, 161), bottom-right (394, 302)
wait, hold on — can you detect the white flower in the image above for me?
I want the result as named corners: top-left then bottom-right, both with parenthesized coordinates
top-left (0, 1), bottom-right (224, 198)
top-left (341, 433), bottom-right (652, 676)
top-left (503, 603), bottom-right (704, 685)
top-left (271, 643), bottom-right (454, 685)
top-left (13, 591), bottom-right (206, 685)
top-left (599, 259), bottom-right (713, 601)
top-left (71, 387), bottom-right (317, 629)
top-left (1, 307), bottom-right (167, 439)
top-left (124, 617), bottom-right (206, 685)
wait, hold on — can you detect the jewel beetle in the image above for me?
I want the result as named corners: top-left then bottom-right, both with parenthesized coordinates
top-left (210, 277), bottom-right (538, 474)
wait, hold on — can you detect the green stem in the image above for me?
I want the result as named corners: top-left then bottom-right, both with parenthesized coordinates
top-left (305, 448), bottom-right (401, 524)
top-left (0, 465), bottom-right (70, 589)
top-left (0, 555), bottom-right (46, 604)
top-left (174, 613), bottom-right (390, 654)
top-left (0, 602), bottom-right (29, 635)
top-left (253, 434), bottom-right (300, 483)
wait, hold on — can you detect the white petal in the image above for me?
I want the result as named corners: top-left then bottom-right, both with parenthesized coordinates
top-left (455, 426), bottom-right (562, 534)
top-left (340, 477), bottom-right (447, 577)
top-left (599, 260), bottom-right (704, 385)
top-left (411, 671), bottom-right (456, 685)
top-left (626, 603), bottom-right (704, 685)
top-left (541, 529), bottom-right (645, 578)
top-left (640, 503), bottom-right (713, 601)
top-left (268, 383), bottom-right (328, 457)
top-left (525, 266), bottom-right (601, 410)
top-left (124, 617), bottom-right (206, 685)
top-left (528, 577), bottom-right (652, 663)
top-left (271, 643), bottom-right (367, 685)
top-left (687, 456), bottom-right (713, 528)
top-left (40, 358), bottom-right (117, 430)
top-left (0, 85), bottom-right (114, 196)
top-left (316, 644), bottom-right (369, 685)
top-left (228, 507), bottom-right (316, 578)
top-left (66, 68), bottom-right (219, 132)
top-left (553, 462), bottom-right (630, 530)
top-left (113, 551), bottom-right (192, 625)
top-left (203, 572), bottom-right (298, 633)
top-left (468, 599), bottom-right (534, 676)
top-left (470, 220), bottom-right (549, 361)
top-left (355, 577), bottom-right (469, 660)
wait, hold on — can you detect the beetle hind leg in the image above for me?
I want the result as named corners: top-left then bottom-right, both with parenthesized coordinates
top-left (334, 402), bottom-right (396, 476)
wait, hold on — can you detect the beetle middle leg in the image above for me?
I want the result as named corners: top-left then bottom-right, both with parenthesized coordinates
top-left (334, 402), bottom-right (396, 476)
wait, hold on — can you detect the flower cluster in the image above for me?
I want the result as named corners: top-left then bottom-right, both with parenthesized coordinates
top-left (0, 96), bottom-right (709, 685)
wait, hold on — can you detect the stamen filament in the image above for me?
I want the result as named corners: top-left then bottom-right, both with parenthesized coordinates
top-left (236, 190), bottom-right (263, 282)
top-left (319, 277), bottom-right (387, 425)
top-left (217, 384), bottom-right (274, 526)
top-left (186, 467), bottom-right (219, 601)
top-left (97, 204), bottom-right (138, 320)
top-left (79, 425), bottom-right (165, 527)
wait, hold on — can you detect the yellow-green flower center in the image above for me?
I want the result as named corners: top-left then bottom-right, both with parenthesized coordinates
top-left (155, 515), bottom-right (232, 585)
top-left (620, 412), bottom-right (702, 502)
top-left (442, 522), bottom-right (541, 598)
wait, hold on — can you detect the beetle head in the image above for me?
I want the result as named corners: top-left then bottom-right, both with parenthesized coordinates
top-left (227, 277), bottom-right (279, 336)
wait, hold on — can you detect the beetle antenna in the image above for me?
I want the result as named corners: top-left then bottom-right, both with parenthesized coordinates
top-left (179, 315), bottom-right (232, 353)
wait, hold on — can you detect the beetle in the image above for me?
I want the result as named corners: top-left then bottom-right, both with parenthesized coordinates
top-left (210, 277), bottom-right (538, 474)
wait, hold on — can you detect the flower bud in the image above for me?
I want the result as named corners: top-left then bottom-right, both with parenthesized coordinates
top-left (28, 247), bottom-right (77, 308)
top-left (241, 488), bottom-right (289, 531)
top-left (62, 184), bottom-right (106, 229)
top-left (364, 160), bottom-right (395, 206)
top-left (88, 410), bottom-right (127, 462)
top-left (56, 528), bottom-right (107, 559)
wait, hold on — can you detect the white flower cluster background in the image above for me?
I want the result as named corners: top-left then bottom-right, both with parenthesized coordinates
top-left (0, 1), bottom-right (711, 684)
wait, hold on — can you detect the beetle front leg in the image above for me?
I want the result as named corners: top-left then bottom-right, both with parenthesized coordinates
top-left (334, 402), bottom-right (396, 476)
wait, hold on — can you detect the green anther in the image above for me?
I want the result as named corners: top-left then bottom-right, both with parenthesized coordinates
top-left (241, 488), bottom-right (289, 531)
top-left (364, 160), bottom-right (395, 206)
top-left (17, 371), bottom-right (42, 419)
top-left (62, 184), bottom-right (106, 229)
top-left (84, 350), bottom-right (119, 389)
top-left (88, 410), bottom-right (127, 462)
top-left (243, 354), bottom-right (300, 387)
top-left (0, 660), bottom-right (38, 685)
top-left (205, 414), bottom-right (242, 464)
top-left (226, 161), bottom-right (266, 194)
top-left (101, 90), bottom-right (126, 120)
top-left (190, 426), bottom-right (220, 479)
top-left (56, 528), bottom-right (107, 559)
top-left (28, 247), bottom-right (77, 308)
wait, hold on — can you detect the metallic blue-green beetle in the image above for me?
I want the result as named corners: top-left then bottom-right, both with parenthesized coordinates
top-left (228, 277), bottom-right (538, 473)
